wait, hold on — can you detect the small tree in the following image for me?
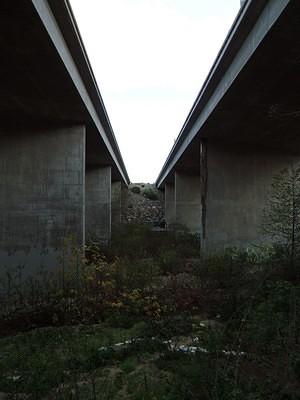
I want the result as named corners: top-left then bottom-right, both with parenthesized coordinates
top-left (262, 164), bottom-right (300, 275)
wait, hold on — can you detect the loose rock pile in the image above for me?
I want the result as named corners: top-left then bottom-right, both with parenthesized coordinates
top-left (122, 183), bottom-right (165, 227)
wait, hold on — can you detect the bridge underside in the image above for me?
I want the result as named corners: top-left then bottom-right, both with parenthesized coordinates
top-left (0, 0), bottom-right (127, 274)
top-left (162, 1), bottom-right (300, 250)
top-left (0, 0), bottom-right (124, 177)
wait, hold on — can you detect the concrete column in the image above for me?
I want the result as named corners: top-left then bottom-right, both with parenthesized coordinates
top-left (174, 172), bottom-right (201, 233)
top-left (203, 140), bottom-right (298, 251)
top-left (0, 125), bottom-right (86, 272)
top-left (164, 183), bottom-right (175, 228)
top-left (111, 181), bottom-right (122, 228)
top-left (85, 166), bottom-right (111, 244)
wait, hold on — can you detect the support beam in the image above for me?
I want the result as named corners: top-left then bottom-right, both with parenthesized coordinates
top-left (164, 183), bottom-right (175, 228)
top-left (202, 140), bottom-right (298, 251)
top-left (156, 0), bottom-right (291, 188)
top-left (0, 125), bottom-right (86, 273)
top-left (31, 0), bottom-right (129, 185)
top-left (174, 172), bottom-right (201, 233)
top-left (85, 166), bottom-right (111, 244)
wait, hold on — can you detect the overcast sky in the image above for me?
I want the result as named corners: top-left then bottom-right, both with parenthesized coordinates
top-left (69, 0), bottom-right (240, 183)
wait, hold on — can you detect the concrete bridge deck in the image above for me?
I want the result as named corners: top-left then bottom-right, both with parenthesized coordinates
top-left (0, 0), bottom-right (129, 271)
top-left (156, 0), bottom-right (300, 250)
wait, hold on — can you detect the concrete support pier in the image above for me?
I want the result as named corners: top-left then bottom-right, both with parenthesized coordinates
top-left (174, 172), bottom-right (201, 233)
top-left (164, 183), bottom-right (175, 228)
top-left (111, 181), bottom-right (123, 229)
top-left (202, 141), bottom-right (298, 251)
top-left (0, 125), bottom-right (86, 272)
top-left (85, 166), bottom-right (111, 244)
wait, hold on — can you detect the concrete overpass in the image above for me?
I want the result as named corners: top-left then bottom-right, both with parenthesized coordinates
top-left (156, 0), bottom-right (300, 251)
top-left (0, 0), bottom-right (129, 271)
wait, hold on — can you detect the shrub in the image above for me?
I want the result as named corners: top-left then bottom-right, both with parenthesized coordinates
top-left (244, 280), bottom-right (300, 353)
top-left (142, 188), bottom-right (158, 200)
top-left (158, 248), bottom-right (182, 274)
top-left (130, 186), bottom-right (141, 194)
top-left (262, 164), bottom-right (300, 278)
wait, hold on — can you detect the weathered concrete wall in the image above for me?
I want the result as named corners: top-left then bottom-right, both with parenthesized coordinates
top-left (174, 172), bottom-right (201, 233)
top-left (111, 181), bottom-right (122, 228)
top-left (0, 125), bottom-right (86, 273)
top-left (203, 140), bottom-right (298, 251)
top-left (165, 183), bottom-right (175, 227)
top-left (85, 166), bottom-right (111, 243)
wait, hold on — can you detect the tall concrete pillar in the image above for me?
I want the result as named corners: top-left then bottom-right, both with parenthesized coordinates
top-left (174, 172), bottom-right (201, 233)
top-left (202, 140), bottom-right (298, 251)
top-left (0, 125), bottom-right (86, 272)
top-left (85, 166), bottom-right (111, 244)
top-left (111, 181), bottom-right (122, 228)
top-left (164, 183), bottom-right (175, 228)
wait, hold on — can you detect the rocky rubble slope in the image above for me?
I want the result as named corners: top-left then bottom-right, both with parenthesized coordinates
top-left (122, 183), bottom-right (165, 227)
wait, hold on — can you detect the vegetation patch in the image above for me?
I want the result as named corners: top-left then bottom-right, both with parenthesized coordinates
top-left (142, 188), bottom-right (159, 201)
top-left (130, 186), bottom-right (141, 194)
top-left (1, 166), bottom-right (300, 398)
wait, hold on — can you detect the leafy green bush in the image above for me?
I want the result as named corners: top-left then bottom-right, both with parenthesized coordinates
top-left (142, 188), bottom-right (159, 200)
top-left (158, 248), bottom-right (182, 274)
top-left (245, 280), bottom-right (300, 352)
top-left (261, 164), bottom-right (300, 278)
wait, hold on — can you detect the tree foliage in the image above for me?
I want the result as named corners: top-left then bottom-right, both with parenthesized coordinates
top-left (262, 164), bottom-right (300, 273)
